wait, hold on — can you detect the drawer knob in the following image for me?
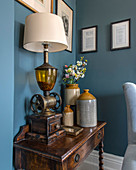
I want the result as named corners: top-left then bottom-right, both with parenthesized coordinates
top-left (55, 124), bottom-right (60, 129)
top-left (75, 154), bottom-right (80, 163)
top-left (98, 132), bottom-right (101, 139)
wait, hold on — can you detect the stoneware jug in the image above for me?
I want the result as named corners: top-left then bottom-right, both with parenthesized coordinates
top-left (63, 105), bottom-right (74, 126)
top-left (76, 89), bottom-right (97, 127)
top-left (65, 84), bottom-right (80, 105)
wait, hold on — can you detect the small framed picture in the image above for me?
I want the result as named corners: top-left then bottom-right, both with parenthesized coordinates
top-left (110, 19), bottom-right (130, 50)
top-left (16, 0), bottom-right (53, 13)
top-left (81, 26), bottom-right (97, 53)
top-left (56, 0), bottom-right (73, 52)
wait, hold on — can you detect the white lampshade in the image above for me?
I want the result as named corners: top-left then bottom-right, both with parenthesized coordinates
top-left (23, 13), bottom-right (68, 53)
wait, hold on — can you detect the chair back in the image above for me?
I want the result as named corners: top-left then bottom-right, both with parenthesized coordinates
top-left (123, 82), bottom-right (136, 144)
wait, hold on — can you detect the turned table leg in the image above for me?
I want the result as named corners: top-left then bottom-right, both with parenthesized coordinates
top-left (99, 140), bottom-right (104, 170)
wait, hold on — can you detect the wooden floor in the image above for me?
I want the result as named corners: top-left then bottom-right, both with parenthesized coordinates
top-left (78, 162), bottom-right (97, 170)
top-left (77, 150), bottom-right (123, 170)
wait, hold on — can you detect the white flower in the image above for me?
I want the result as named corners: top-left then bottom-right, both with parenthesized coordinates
top-left (77, 61), bottom-right (82, 66)
top-left (83, 62), bottom-right (87, 65)
top-left (81, 74), bottom-right (85, 78)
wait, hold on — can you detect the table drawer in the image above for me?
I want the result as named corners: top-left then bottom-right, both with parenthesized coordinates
top-left (67, 128), bottom-right (104, 169)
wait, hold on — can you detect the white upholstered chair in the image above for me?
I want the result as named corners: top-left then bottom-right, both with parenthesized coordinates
top-left (122, 82), bottom-right (136, 170)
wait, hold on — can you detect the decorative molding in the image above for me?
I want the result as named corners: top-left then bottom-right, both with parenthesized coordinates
top-left (78, 150), bottom-right (124, 170)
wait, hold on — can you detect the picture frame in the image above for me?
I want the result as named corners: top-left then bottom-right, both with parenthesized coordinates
top-left (81, 26), bottom-right (97, 53)
top-left (110, 19), bottom-right (130, 51)
top-left (56, 0), bottom-right (73, 52)
top-left (16, 0), bottom-right (53, 13)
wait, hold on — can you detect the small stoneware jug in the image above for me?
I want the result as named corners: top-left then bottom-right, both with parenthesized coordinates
top-left (76, 89), bottom-right (97, 127)
top-left (63, 105), bottom-right (74, 126)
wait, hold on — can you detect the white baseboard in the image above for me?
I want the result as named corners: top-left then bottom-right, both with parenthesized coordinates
top-left (78, 150), bottom-right (124, 170)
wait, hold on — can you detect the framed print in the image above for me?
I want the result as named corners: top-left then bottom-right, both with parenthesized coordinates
top-left (110, 19), bottom-right (130, 50)
top-left (17, 0), bottom-right (53, 13)
top-left (81, 26), bottom-right (97, 53)
top-left (56, 0), bottom-right (73, 52)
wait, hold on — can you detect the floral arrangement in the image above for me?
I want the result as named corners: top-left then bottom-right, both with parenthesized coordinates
top-left (63, 57), bottom-right (88, 84)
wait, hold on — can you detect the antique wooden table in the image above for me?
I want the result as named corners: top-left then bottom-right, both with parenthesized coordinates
top-left (14, 121), bottom-right (106, 170)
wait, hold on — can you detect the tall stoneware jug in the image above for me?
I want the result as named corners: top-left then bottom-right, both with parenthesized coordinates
top-left (76, 89), bottom-right (97, 127)
top-left (65, 84), bottom-right (80, 105)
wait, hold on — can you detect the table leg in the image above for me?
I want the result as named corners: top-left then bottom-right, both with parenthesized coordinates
top-left (99, 140), bottom-right (104, 170)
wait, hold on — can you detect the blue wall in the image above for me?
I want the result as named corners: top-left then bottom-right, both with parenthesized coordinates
top-left (14, 0), bottom-right (76, 136)
top-left (0, 0), bottom-right (14, 169)
top-left (0, 0), bottom-right (76, 169)
top-left (2, 0), bottom-right (135, 168)
top-left (76, 0), bottom-right (136, 156)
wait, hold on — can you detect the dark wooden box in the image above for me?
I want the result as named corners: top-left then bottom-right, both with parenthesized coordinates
top-left (25, 113), bottom-right (65, 144)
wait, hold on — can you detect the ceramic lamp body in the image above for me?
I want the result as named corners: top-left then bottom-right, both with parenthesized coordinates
top-left (76, 89), bottom-right (97, 127)
top-left (65, 84), bottom-right (80, 105)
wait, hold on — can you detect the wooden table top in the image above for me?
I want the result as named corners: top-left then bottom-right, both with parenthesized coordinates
top-left (14, 121), bottom-right (106, 162)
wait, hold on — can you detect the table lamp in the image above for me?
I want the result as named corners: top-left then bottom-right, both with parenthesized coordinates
top-left (23, 13), bottom-right (68, 116)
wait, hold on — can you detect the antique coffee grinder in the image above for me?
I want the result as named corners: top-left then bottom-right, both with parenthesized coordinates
top-left (23, 12), bottom-right (68, 144)
top-left (30, 44), bottom-right (62, 116)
